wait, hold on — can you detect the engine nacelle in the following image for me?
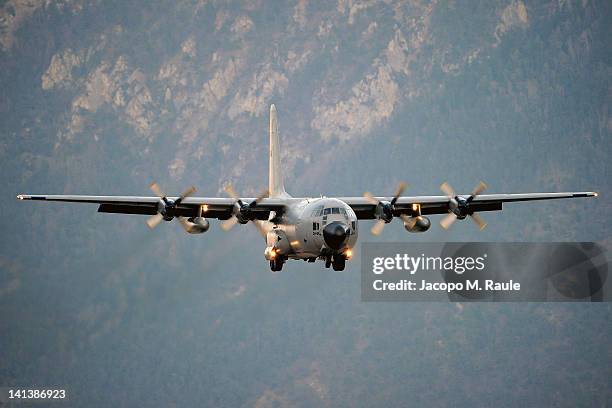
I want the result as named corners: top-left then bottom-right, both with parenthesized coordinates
top-left (403, 216), bottom-right (431, 233)
top-left (183, 217), bottom-right (210, 234)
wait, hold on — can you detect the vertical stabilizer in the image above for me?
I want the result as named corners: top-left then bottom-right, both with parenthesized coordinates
top-left (269, 104), bottom-right (289, 198)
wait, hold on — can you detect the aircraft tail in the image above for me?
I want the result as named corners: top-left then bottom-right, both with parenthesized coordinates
top-left (269, 104), bottom-right (289, 198)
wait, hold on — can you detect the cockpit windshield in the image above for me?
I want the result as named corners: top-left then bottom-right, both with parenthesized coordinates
top-left (314, 207), bottom-right (349, 217)
top-left (311, 206), bottom-right (324, 217)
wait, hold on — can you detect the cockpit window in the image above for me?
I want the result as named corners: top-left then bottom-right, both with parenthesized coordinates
top-left (310, 205), bottom-right (323, 217)
top-left (319, 206), bottom-right (350, 216)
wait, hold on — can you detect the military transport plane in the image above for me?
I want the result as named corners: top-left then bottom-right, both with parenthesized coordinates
top-left (18, 104), bottom-right (597, 271)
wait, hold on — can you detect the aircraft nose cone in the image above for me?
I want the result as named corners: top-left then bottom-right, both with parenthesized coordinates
top-left (323, 222), bottom-right (350, 250)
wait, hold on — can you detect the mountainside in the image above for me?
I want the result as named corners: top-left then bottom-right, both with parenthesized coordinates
top-left (1, 1), bottom-right (611, 406)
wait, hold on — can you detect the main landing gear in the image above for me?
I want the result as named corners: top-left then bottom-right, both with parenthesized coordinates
top-left (271, 255), bottom-right (346, 272)
top-left (270, 257), bottom-right (285, 272)
top-left (325, 255), bottom-right (346, 271)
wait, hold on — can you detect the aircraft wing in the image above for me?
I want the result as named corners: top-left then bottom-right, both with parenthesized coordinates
top-left (16, 194), bottom-right (287, 220)
top-left (340, 192), bottom-right (598, 219)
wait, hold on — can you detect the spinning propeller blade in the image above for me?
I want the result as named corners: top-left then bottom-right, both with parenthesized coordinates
top-left (224, 183), bottom-right (240, 200)
top-left (470, 212), bottom-right (487, 230)
top-left (440, 182), bottom-right (455, 198)
top-left (391, 182), bottom-right (407, 205)
top-left (251, 189), bottom-right (269, 206)
top-left (439, 181), bottom-right (487, 230)
top-left (146, 182), bottom-right (197, 230)
top-left (252, 220), bottom-right (269, 237)
top-left (400, 214), bottom-right (416, 230)
top-left (221, 216), bottom-right (239, 231)
top-left (176, 185), bottom-right (196, 204)
top-left (221, 184), bottom-right (269, 232)
top-left (470, 181), bottom-right (487, 198)
top-left (363, 191), bottom-right (379, 205)
top-left (440, 212), bottom-right (457, 230)
top-left (150, 182), bottom-right (166, 199)
top-left (363, 182), bottom-right (407, 236)
top-left (146, 213), bottom-right (164, 229)
top-left (371, 219), bottom-right (386, 236)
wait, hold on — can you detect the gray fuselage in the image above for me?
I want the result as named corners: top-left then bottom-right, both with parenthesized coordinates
top-left (265, 197), bottom-right (358, 261)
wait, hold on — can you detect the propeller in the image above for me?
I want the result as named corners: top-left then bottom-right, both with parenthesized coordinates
top-left (147, 182), bottom-right (196, 229)
top-left (439, 181), bottom-right (487, 230)
top-left (363, 182), bottom-right (407, 236)
top-left (221, 183), bottom-right (269, 234)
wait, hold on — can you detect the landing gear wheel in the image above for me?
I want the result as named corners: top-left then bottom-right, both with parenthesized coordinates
top-left (270, 258), bottom-right (284, 272)
top-left (325, 257), bottom-right (332, 269)
top-left (332, 255), bottom-right (346, 271)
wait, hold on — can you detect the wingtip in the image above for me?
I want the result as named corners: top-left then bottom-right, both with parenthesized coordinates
top-left (593, 192), bottom-right (598, 197)
top-left (17, 194), bottom-right (23, 200)
top-left (270, 103), bottom-right (276, 111)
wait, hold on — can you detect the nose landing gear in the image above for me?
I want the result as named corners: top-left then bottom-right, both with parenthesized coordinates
top-left (324, 255), bottom-right (346, 271)
top-left (332, 255), bottom-right (346, 271)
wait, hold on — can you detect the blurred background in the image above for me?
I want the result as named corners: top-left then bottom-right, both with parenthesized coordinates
top-left (1, 0), bottom-right (610, 406)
